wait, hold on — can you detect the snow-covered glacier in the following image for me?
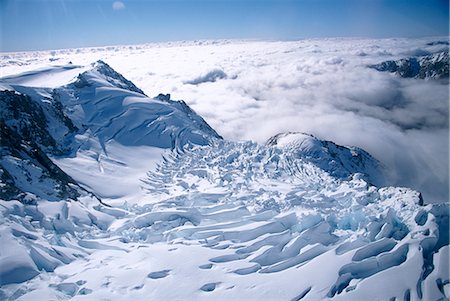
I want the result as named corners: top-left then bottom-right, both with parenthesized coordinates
top-left (0, 59), bottom-right (448, 300)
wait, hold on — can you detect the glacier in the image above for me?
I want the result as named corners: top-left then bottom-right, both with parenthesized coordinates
top-left (0, 56), bottom-right (449, 300)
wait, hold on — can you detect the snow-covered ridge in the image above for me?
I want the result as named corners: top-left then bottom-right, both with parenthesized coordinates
top-left (369, 50), bottom-right (449, 79)
top-left (4, 60), bottom-right (222, 150)
top-left (0, 60), bottom-right (222, 203)
top-left (0, 62), bottom-right (448, 300)
top-left (66, 60), bottom-right (222, 149)
top-left (74, 60), bottom-right (145, 95)
top-left (267, 132), bottom-right (385, 186)
top-left (0, 64), bottom-right (89, 88)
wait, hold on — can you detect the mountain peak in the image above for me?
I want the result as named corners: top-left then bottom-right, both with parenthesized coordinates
top-left (74, 60), bottom-right (145, 95)
top-left (0, 61), bottom-right (222, 203)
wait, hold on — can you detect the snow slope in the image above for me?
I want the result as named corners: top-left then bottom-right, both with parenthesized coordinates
top-left (0, 61), bottom-right (448, 300)
top-left (0, 64), bottom-right (89, 88)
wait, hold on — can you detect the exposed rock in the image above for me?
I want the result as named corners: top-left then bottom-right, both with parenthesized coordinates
top-left (369, 51), bottom-right (448, 79)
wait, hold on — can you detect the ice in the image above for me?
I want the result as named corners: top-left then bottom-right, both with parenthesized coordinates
top-left (10, 227), bottom-right (38, 240)
top-left (422, 245), bottom-right (450, 300)
top-left (0, 255), bottom-right (39, 285)
top-left (233, 263), bottom-right (261, 275)
top-left (29, 246), bottom-right (60, 272)
top-left (340, 244), bottom-right (409, 279)
top-left (132, 209), bottom-right (202, 228)
top-left (210, 253), bottom-right (249, 263)
top-left (0, 56), bottom-right (448, 300)
top-left (198, 263), bottom-right (214, 269)
top-left (259, 244), bottom-right (328, 273)
top-left (147, 270), bottom-right (170, 279)
top-left (199, 282), bottom-right (219, 292)
top-left (77, 240), bottom-right (126, 251)
top-left (291, 286), bottom-right (311, 301)
top-left (352, 238), bottom-right (397, 261)
top-left (53, 283), bottom-right (79, 297)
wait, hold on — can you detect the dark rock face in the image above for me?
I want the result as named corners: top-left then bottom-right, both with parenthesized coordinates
top-left (185, 69), bottom-right (228, 85)
top-left (369, 51), bottom-right (449, 79)
top-left (0, 91), bottom-right (80, 201)
top-left (426, 41), bottom-right (449, 46)
top-left (396, 58), bottom-right (421, 78)
top-left (416, 51), bottom-right (449, 79)
top-left (0, 91), bottom-right (57, 152)
top-left (0, 158), bottom-right (22, 201)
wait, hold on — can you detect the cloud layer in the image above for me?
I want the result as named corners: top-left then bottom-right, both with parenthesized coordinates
top-left (110, 38), bottom-right (448, 203)
top-left (1, 38), bottom-right (448, 203)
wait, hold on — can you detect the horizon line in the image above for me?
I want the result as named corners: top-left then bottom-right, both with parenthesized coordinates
top-left (1, 35), bottom-right (448, 54)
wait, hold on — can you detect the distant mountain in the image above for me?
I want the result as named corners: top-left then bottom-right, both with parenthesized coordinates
top-left (426, 40), bottom-right (449, 46)
top-left (369, 51), bottom-right (449, 79)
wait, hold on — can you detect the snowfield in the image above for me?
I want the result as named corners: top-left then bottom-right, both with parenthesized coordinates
top-left (0, 38), bottom-right (449, 300)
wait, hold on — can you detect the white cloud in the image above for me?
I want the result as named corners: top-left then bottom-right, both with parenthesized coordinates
top-left (112, 1), bottom-right (126, 11)
top-left (29, 38), bottom-right (446, 203)
top-left (106, 38), bottom-right (449, 203)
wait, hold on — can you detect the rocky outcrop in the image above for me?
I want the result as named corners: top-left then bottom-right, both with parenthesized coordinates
top-left (369, 51), bottom-right (448, 79)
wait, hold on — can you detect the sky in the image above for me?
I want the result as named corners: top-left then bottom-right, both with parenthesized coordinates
top-left (0, 0), bottom-right (449, 52)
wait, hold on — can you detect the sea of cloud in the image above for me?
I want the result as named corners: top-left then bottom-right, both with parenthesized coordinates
top-left (1, 37), bottom-right (448, 202)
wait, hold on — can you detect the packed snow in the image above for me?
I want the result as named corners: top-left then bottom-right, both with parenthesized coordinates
top-left (0, 38), bottom-right (448, 300)
top-left (0, 65), bottom-right (89, 88)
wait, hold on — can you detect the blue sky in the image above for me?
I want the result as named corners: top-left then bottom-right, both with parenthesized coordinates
top-left (1, 0), bottom-right (448, 52)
